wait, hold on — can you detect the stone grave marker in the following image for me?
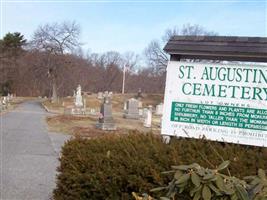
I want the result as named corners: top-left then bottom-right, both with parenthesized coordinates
top-left (97, 92), bottom-right (103, 99)
top-left (123, 101), bottom-right (127, 111)
top-left (96, 96), bottom-right (116, 130)
top-left (104, 91), bottom-right (109, 97)
top-left (2, 97), bottom-right (7, 110)
top-left (155, 103), bottom-right (164, 116)
top-left (138, 100), bottom-right (143, 116)
top-left (142, 108), bottom-right (148, 118)
top-left (144, 105), bottom-right (153, 128)
top-left (123, 98), bottom-right (139, 119)
top-left (75, 85), bottom-right (83, 107)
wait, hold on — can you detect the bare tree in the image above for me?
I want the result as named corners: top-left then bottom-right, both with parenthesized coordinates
top-left (30, 21), bottom-right (81, 102)
top-left (122, 51), bottom-right (139, 70)
top-left (144, 40), bottom-right (168, 73)
top-left (144, 23), bottom-right (217, 73)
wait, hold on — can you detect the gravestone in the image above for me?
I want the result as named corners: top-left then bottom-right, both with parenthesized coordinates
top-left (96, 96), bottom-right (116, 130)
top-left (123, 101), bottom-right (127, 111)
top-left (104, 91), bottom-right (109, 97)
top-left (108, 91), bottom-right (113, 96)
top-left (123, 98), bottom-right (139, 119)
top-left (139, 108), bottom-right (143, 116)
top-left (2, 97), bottom-right (7, 110)
top-left (90, 108), bottom-right (96, 115)
top-left (144, 105), bottom-right (153, 128)
top-left (3, 97), bottom-right (7, 105)
top-left (75, 85), bottom-right (83, 107)
top-left (155, 103), bottom-right (164, 116)
top-left (97, 92), bottom-right (103, 99)
top-left (142, 108), bottom-right (148, 118)
top-left (138, 100), bottom-right (143, 116)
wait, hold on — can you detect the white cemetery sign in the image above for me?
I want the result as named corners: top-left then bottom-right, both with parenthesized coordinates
top-left (162, 61), bottom-right (267, 147)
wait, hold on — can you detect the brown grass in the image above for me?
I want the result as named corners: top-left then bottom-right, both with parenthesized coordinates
top-left (43, 93), bottom-right (163, 113)
top-left (45, 93), bottom-right (163, 138)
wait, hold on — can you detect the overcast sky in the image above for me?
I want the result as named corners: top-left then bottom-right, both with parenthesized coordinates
top-left (1, 0), bottom-right (266, 54)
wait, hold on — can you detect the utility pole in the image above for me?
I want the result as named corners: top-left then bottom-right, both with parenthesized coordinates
top-left (122, 64), bottom-right (127, 94)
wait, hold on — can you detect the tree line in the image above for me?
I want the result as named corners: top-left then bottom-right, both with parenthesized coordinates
top-left (0, 21), bottom-right (216, 99)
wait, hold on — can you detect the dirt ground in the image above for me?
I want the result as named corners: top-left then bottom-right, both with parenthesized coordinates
top-left (45, 93), bottom-right (164, 138)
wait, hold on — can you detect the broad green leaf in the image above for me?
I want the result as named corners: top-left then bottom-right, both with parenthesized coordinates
top-left (176, 173), bottom-right (190, 184)
top-left (196, 168), bottom-right (205, 176)
top-left (250, 177), bottom-right (261, 186)
top-left (174, 170), bottom-right (183, 180)
top-left (179, 187), bottom-right (185, 194)
top-left (230, 193), bottom-right (238, 200)
top-left (216, 175), bottom-right (226, 191)
top-left (150, 187), bottom-right (166, 192)
top-left (171, 165), bottom-right (189, 171)
top-left (176, 180), bottom-right (188, 188)
top-left (191, 171), bottom-right (201, 187)
top-left (193, 190), bottom-right (201, 200)
top-left (235, 185), bottom-right (249, 200)
top-left (190, 185), bottom-right (202, 197)
top-left (203, 173), bottom-right (215, 180)
top-left (258, 169), bottom-right (266, 180)
top-left (208, 183), bottom-right (222, 195)
top-left (161, 170), bottom-right (175, 174)
top-left (217, 161), bottom-right (230, 171)
top-left (188, 163), bottom-right (201, 169)
top-left (202, 185), bottom-right (212, 200)
top-left (253, 183), bottom-right (263, 194)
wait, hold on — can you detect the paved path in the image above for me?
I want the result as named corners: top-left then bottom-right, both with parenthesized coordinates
top-left (0, 100), bottom-right (70, 200)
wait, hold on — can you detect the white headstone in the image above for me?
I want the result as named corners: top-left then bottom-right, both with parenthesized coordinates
top-left (139, 108), bottom-right (143, 116)
top-left (7, 94), bottom-right (11, 102)
top-left (97, 92), bottom-right (103, 99)
top-left (123, 98), bottom-right (139, 119)
top-left (75, 85), bottom-right (83, 107)
top-left (144, 106), bottom-right (152, 128)
top-left (155, 103), bottom-right (164, 115)
top-left (104, 91), bottom-right (109, 97)
top-left (3, 97), bottom-right (7, 104)
top-left (138, 100), bottom-right (142, 108)
top-left (123, 101), bottom-right (127, 111)
top-left (90, 108), bottom-right (96, 114)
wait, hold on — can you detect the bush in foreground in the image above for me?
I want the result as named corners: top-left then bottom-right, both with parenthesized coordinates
top-left (135, 162), bottom-right (267, 200)
top-left (53, 131), bottom-right (267, 200)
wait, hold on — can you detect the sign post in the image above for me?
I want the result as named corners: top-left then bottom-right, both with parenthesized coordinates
top-left (162, 61), bottom-right (267, 147)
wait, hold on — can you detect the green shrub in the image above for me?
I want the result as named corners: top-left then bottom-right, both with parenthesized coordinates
top-left (54, 132), bottom-right (176, 200)
top-left (53, 132), bottom-right (267, 200)
top-left (136, 163), bottom-right (267, 200)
